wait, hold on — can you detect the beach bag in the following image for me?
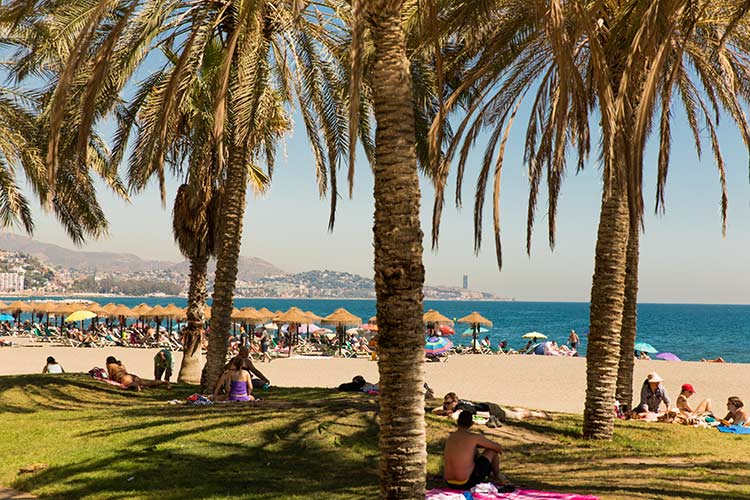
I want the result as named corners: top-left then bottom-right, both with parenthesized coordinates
top-left (186, 393), bottom-right (213, 406)
top-left (88, 367), bottom-right (107, 379)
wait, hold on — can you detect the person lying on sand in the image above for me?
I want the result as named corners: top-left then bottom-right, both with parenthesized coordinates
top-left (720, 397), bottom-right (750, 427)
top-left (433, 392), bottom-right (550, 428)
top-left (443, 410), bottom-right (504, 490)
top-left (701, 357), bottom-right (726, 363)
top-left (106, 356), bottom-right (169, 391)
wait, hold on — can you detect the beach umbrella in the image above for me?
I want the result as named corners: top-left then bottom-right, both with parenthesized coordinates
top-left (655, 352), bottom-right (681, 361)
top-left (522, 331), bottom-right (547, 340)
top-left (276, 307), bottom-right (313, 355)
top-left (461, 326), bottom-right (489, 336)
top-left (0, 313), bottom-right (14, 322)
top-left (305, 311), bottom-right (323, 322)
top-left (323, 308), bottom-right (363, 356)
top-left (423, 309), bottom-right (454, 325)
top-left (425, 336), bottom-right (453, 357)
top-left (258, 307), bottom-right (274, 318)
top-left (0, 301), bottom-right (7, 310)
top-left (66, 310), bottom-right (97, 322)
top-left (368, 315), bottom-right (377, 325)
top-left (439, 325), bottom-right (455, 336)
top-left (457, 312), bottom-right (493, 353)
top-left (634, 342), bottom-right (658, 354)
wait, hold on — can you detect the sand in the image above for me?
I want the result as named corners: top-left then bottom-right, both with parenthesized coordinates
top-left (1, 335), bottom-right (748, 414)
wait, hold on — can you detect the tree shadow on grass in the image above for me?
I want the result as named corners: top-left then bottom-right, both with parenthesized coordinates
top-left (12, 400), bottom-right (380, 500)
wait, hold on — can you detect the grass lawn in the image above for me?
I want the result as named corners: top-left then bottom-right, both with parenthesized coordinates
top-left (1, 374), bottom-right (749, 499)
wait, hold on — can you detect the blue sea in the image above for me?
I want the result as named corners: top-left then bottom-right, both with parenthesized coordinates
top-left (10, 297), bottom-right (750, 364)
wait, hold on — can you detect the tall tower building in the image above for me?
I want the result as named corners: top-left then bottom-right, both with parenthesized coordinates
top-left (462, 274), bottom-right (469, 290)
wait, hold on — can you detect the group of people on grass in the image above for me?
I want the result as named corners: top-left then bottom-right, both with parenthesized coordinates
top-left (628, 371), bottom-right (748, 427)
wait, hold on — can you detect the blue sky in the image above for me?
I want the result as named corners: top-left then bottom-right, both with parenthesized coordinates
top-left (10, 85), bottom-right (750, 303)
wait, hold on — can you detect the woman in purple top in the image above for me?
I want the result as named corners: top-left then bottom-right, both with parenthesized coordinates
top-left (225, 357), bottom-right (254, 402)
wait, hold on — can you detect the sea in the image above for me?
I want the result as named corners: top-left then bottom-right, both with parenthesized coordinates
top-left (8, 297), bottom-right (749, 363)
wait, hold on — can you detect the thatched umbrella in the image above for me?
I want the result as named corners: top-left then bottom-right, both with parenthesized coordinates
top-left (275, 307), bottom-right (312, 357)
top-left (322, 308), bottom-right (362, 356)
top-left (161, 304), bottom-right (185, 335)
top-left (7, 300), bottom-right (30, 323)
top-left (368, 315), bottom-right (377, 325)
top-left (457, 312), bottom-right (493, 353)
top-left (142, 304), bottom-right (168, 334)
top-left (423, 309), bottom-right (454, 336)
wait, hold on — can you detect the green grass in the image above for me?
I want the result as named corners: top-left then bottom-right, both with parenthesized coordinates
top-left (1, 374), bottom-right (749, 499)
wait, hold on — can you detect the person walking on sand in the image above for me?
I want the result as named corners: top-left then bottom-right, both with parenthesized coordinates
top-left (443, 410), bottom-right (504, 490)
top-left (568, 330), bottom-right (579, 350)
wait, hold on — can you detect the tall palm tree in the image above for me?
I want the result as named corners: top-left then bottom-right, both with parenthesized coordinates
top-left (348, 0), bottom-right (429, 496)
top-left (110, 39), bottom-right (277, 383)
top-left (428, 0), bottom-right (750, 439)
top-left (0, 0), bottom-right (352, 391)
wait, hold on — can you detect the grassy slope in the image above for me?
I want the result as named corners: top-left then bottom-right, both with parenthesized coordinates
top-left (1, 374), bottom-right (749, 499)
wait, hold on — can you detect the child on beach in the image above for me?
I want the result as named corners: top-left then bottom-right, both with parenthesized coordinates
top-left (674, 383), bottom-right (713, 425)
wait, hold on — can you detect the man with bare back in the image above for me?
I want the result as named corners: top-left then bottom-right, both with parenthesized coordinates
top-left (443, 410), bottom-right (503, 490)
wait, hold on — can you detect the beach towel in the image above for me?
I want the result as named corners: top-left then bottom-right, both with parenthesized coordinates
top-left (186, 393), bottom-right (213, 406)
top-left (426, 483), bottom-right (598, 500)
top-left (717, 425), bottom-right (750, 434)
top-left (88, 367), bottom-right (129, 389)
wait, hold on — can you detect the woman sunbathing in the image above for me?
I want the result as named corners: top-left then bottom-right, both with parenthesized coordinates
top-left (720, 397), bottom-right (750, 427)
top-left (106, 356), bottom-right (167, 391)
top-left (673, 383), bottom-right (712, 425)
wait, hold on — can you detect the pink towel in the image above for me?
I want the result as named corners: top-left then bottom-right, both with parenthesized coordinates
top-left (426, 485), bottom-right (597, 500)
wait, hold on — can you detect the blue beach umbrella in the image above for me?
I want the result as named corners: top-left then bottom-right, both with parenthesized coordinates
top-left (634, 342), bottom-right (658, 354)
top-left (425, 336), bottom-right (453, 356)
top-left (461, 326), bottom-right (489, 336)
top-left (0, 313), bottom-right (14, 322)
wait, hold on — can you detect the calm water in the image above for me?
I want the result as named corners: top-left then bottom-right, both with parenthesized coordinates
top-left (12, 297), bottom-right (750, 363)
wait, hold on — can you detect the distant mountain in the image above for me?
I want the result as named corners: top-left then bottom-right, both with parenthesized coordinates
top-left (0, 233), bottom-right (285, 280)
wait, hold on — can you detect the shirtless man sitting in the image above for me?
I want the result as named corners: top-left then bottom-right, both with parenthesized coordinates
top-left (443, 410), bottom-right (504, 490)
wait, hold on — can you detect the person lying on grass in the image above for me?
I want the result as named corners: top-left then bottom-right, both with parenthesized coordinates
top-left (105, 356), bottom-right (169, 391)
top-left (433, 392), bottom-right (550, 428)
top-left (443, 410), bottom-right (504, 490)
top-left (720, 397), bottom-right (750, 427)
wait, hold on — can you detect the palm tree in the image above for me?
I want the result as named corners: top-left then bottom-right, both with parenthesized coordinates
top-left (0, 22), bottom-right (127, 243)
top-left (110, 40), bottom-right (275, 383)
top-left (348, 0), bottom-right (428, 496)
top-left (428, 0), bottom-right (750, 439)
top-left (0, 0), bottom-right (352, 391)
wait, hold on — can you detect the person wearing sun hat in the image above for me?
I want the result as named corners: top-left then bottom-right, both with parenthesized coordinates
top-left (635, 372), bottom-right (671, 415)
top-left (675, 383), bottom-right (713, 423)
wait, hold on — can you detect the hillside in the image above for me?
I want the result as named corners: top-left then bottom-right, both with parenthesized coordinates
top-left (0, 233), bottom-right (285, 280)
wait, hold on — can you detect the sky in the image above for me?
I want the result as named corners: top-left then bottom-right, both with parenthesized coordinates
top-left (11, 99), bottom-right (750, 305)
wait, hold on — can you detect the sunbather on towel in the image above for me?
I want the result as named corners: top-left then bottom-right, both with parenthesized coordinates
top-left (443, 410), bottom-right (503, 490)
top-left (720, 397), bottom-right (750, 427)
top-left (433, 392), bottom-right (550, 428)
top-left (673, 383), bottom-right (712, 425)
top-left (106, 356), bottom-right (167, 391)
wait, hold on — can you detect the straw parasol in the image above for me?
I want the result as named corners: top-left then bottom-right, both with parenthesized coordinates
top-left (258, 307), bottom-right (273, 317)
top-left (86, 303), bottom-right (110, 316)
top-left (368, 315), bottom-right (377, 325)
top-left (275, 307), bottom-right (313, 356)
top-left (322, 308), bottom-right (362, 356)
top-left (0, 300), bottom-right (7, 310)
top-left (111, 304), bottom-right (135, 318)
top-left (7, 300), bottom-right (31, 313)
top-left (131, 303), bottom-right (153, 317)
top-left (305, 310), bottom-right (323, 322)
top-left (423, 309), bottom-right (454, 325)
top-left (457, 312), bottom-right (493, 353)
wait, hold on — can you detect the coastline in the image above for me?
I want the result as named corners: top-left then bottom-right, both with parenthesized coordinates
top-left (2, 340), bottom-right (748, 414)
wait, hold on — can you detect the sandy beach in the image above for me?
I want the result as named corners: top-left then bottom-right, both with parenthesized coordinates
top-left (1, 336), bottom-right (748, 414)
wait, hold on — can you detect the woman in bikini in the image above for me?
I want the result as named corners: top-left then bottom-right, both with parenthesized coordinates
top-left (721, 397), bottom-right (750, 427)
top-left (673, 383), bottom-right (712, 425)
top-left (106, 356), bottom-right (167, 391)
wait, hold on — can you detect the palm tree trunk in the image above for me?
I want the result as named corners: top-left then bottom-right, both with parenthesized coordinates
top-left (366, 2), bottom-right (427, 497)
top-left (203, 151), bottom-right (248, 392)
top-left (583, 186), bottom-right (629, 439)
top-left (177, 253), bottom-right (209, 384)
top-left (616, 218), bottom-right (640, 410)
